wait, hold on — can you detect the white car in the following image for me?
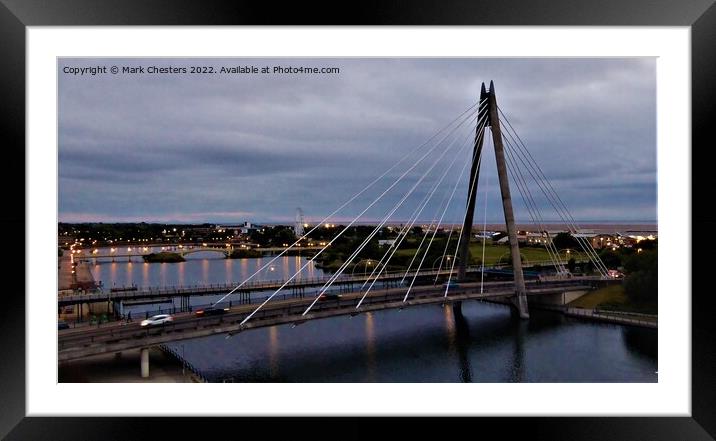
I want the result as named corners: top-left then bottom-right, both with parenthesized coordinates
top-left (140, 314), bottom-right (174, 327)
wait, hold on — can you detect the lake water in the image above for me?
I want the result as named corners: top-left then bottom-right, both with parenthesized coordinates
top-left (88, 252), bottom-right (657, 382)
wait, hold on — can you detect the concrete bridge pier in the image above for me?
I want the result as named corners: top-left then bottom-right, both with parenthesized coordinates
top-left (508, 298), bottom-right (523, 319)
top-left (507, 296), bottom-right (530, 318)
top-left (140, 347), bottom-right (149, 378)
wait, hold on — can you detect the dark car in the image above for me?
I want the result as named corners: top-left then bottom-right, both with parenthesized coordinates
top-left (58, 320), bottom-right (70, 330)
top-left (318, 293), bottom-right (342, 301)
top-left (195, 306), bottom-right (229, 317)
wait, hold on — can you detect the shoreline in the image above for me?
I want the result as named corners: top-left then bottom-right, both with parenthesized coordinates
top-left (531, 303), bottom-right (657, 328)
top-left (58, 346), bottom-right (205, 383)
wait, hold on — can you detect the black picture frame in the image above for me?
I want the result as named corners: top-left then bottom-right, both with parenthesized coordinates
top-left (2, 0), bottom-right (713, 439)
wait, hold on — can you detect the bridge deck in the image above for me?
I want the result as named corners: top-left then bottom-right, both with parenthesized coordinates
top-left (58, 279), bottom-right (597, 361)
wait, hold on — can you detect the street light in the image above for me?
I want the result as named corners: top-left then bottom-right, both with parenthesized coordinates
top-left (432, 255), bottom-right (454, 272)
top-left (496, 251), bottom-right (529, 267)
top-left (351, 259), bottom-right (374, 277)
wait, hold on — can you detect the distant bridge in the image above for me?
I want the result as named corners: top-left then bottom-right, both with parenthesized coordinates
top-left (56, 263), bottom-right (586, 308)
top-left (72, 244), bottom-right (324, 261)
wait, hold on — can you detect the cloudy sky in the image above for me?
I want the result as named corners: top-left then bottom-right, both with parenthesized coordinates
top-left (58, 58), bottom-right (656, 225)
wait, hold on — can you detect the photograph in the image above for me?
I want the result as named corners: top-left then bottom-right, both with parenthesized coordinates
top-left (56, 57), bottom-right (658, 384)
top-left (1, 2), bottom-right (710, 437)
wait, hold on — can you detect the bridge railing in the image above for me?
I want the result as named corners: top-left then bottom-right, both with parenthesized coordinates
top-left (58, 271), bottom-right (606, 306)
top-left (58, 280), bottom-right (601, 355)
top-left (563, 307), bottom-right (657, 327)
top-left (92, 265), bottom-right (489, 295)
top-left (157, 344), bottom-right (209, 383)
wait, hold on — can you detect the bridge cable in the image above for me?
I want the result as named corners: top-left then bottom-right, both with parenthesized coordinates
top-left (337, 126), bottom-right (474, 309)
top-left (211, 99), bottom-right (484, 308)
top-left (497, 109), bottom-right (609, 277)
top-left (401, 114), bottom-right (493, 300)
top-left (444, 122), bottom-right (489, 297)
top-left (360, 113), bottom-right (490, 306)
top-left (239, 103), bottom-right (486, 325)
top-left (497, 105), bottom-right (609, 276)
top-left (403, 113), bottom-right (491, 285)
top-left (480, 147), bottom-right (489, 294)
top-left (402, 123), bottom-right (487, 302)
top-left (502, 134), bottom-right (607, 277)
top-left (356, 117), bottom-right (486, 304)
top-left (502, 136), bottom-right (567, 274)
top-left (496, 106), bottom-right (605, 274)
top-left (302, 110), bottom-right (484, 315)
top-left (499, 129), bottom-right (566, 272)
top-left (359, 111), bottom-right (491, 292)
top-left (307, 119), bottom-right (471, 304)
top-left (504, 142), bottom-right (565, 273)
top-left (311, 107), bottom-right (487, 296)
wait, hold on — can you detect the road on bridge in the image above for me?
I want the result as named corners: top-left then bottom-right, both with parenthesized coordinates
top-left (58, 277), bottom-right (601, 361)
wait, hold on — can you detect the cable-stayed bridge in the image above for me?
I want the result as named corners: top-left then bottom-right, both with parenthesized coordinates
top-left (59, 82), bottom-right (616, 373)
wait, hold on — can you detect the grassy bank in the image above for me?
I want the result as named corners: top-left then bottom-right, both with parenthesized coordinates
top-left (568, 284), bottom-right (657, 315)
top-left (314, 240), bottom-right (591, 274)
top-left (391, 243), bottom-right (586, 266)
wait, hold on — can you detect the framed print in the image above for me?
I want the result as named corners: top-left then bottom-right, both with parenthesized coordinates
top-left (2, 0), bottom-right (715, 439)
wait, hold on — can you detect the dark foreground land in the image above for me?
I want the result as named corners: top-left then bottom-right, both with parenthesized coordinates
top-left (59, 347), bottom-right (199, 383)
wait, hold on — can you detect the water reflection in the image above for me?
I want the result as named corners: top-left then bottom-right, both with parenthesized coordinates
top-left (91, 254), bottom-right (321, 289)
top-left (510, 320), bottom-right (527, 383)
top-left (269, 326), bottom-right (280, 377)
top-left (172, 300), bottom-right (657, 383)
top-left (452, 303), bottom-right (473, 383)
top-left (178, 262), bottom-right (185, 286)
top-left (622, 327), bottom-right (658, 360)
top-left (365, 312), bottom-right (376, 381)
top-left (225, 258), bottom-right (232, 284)
top-left (201, 259), bottom-right (209, 284)
top-left (159, 261), bottom-right (167, 286)
top-left (142, 262), bottom-right (149, 287)
top-left (443, 303), bottom-right (456, 352)
top-left (87, 253), bottom-right (657, 383)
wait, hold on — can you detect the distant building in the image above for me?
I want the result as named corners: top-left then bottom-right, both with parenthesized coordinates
top-left (240, 221), bottom-right (258, 234)
top-left (474, 230), bottom-right (497, 239)
top-left (624, 231), bottom-right (658, 241)
top-left (215, 222), bottom-right (259, 235)
top-left (378, 239), bottom-right (396, 247)
top-left (525, 231), bottom-right (552, 245)
top-left (591, 234), bottom-right (620, 249)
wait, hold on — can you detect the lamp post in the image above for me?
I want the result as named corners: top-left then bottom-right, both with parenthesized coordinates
top-left (351, 259), bottom-right (374, 277)
top-left (497, 251), bottom-right (528, 267)
top-left (432, 255), bottom-right (454, 272)
top-left (559, 248), bottom-right (576, 263)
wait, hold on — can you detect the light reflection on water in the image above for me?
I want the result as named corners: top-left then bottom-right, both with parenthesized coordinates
top-left (167, 300), bottom-right (657, 383)
top-left (89, 254), bottom-right (657, 382)
top-left (90, 251), bottom-right (324, 313)
top-left (90, 251), bottom-right (321, 289)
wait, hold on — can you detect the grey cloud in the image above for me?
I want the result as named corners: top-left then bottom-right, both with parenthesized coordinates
top-left (58, 58), bottom-right (656, 224)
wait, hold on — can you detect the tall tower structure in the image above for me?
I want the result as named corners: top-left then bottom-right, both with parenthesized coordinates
top-left (456, 81), bottom-right (529, 319)
top-left (295, 207), bottom-right (305, 237)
